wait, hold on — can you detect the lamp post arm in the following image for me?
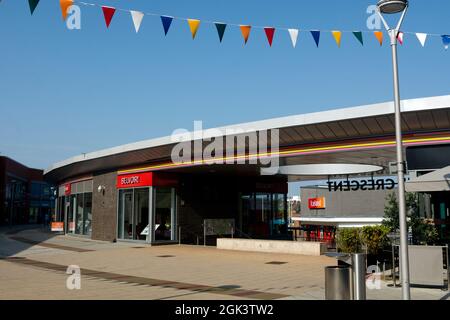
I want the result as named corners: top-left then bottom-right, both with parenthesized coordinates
top-left (376, 8), bottom-right (391, 32)
top-left (376, 4), bottom-right (409, 38)
top-left (395, 5), bottom-right (408, 32)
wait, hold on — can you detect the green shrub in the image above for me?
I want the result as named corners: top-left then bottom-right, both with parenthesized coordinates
top-left (360, 225), bottom-right (390, 255)
top-left (336, 228), bottom-right (362, 253)
top-left (336, 225), bottom-right (390, 255)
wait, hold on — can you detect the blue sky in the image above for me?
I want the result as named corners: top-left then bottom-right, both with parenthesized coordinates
top-left (0, 0), bottom-right (449, 179)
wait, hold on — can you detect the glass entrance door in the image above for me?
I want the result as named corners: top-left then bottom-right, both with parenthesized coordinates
top-left (118, 189), bottom-right (133, 239)
top-left (154, 187), bottom-right (176, 241)
top-left (118, 188), bottom-right (150, 241)
top-left (134, 188), bottom-right (149, 241)
top-left (117, 187), bottom-right (175, 242)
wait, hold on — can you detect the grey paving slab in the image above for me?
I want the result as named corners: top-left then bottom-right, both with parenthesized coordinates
top-left (0, 227), bottom-right (448, 300)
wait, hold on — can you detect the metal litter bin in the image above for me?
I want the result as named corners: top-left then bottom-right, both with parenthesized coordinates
top-left (324, 252), bottom-right (367, 300)
top-left (325, 265), bottom-right (352, 300)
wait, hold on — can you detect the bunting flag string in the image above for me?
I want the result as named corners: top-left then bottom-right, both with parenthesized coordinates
top-left (28, 0), bottom-right (40, 15)
top-left (416, 33), bottom-right (428, 47)
top-left (187, 19), bottom-right (200, 39)
top-left (397, 32), bottom-right (404, 45)
top-left (215, 23), bottom-right (227, 43)
top-left (101, 6), bottom-right (116, 28)
top-left (353, 31), bottom-right (364, 46)
top-left (264, 27), bottom-right (275, 47)
top-left (24, 1), bottom-right (450, 50)
top-left (443, 35), bottom-right (450, 50)
top-left (240, 25), bottom-right (251, 44)
top-left (374, 31), bottom-right (383, 46)
top-left (288, 29), bottom-right (299, 48)
top-left (60, 0), bottom-right (73, 20)
top-left (310, 31), bottom-right (320, 47)
top-left (331, 31), bottom-right (342, 48)
top-left (130, 11), bottom-right (144, 33)
top-left (161, 16), bottom-right (173, 36)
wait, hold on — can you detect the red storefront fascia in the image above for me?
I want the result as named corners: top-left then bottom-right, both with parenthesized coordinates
top-left (116, 172), bottom-right (178, 189)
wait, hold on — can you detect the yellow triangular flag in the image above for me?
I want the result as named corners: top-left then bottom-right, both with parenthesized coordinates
top-left (332, 31), bottom-right (342, 48)
top-left (187, 19), bottom-right (200, 39)
top-left (374, 31), bottom-right (383, 46)
top-left (60, 0), bottom-right (73, 20)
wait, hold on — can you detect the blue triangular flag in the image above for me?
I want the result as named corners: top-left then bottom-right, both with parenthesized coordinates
top-left (160, 16), bottom-right (173, 36)
top-left (215, 23), bottom-right (227, 43)
top-left (28, 0), bottom-right (40, 15)
top-left (310, 30), bottom-right (320, 47)
top-left (442, 35), bottom-right (450, 50)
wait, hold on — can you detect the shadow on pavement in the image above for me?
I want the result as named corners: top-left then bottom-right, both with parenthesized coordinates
top-left (0, 224), bottom-right (61, 258)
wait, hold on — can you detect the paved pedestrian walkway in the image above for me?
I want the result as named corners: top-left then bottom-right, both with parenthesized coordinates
top-left (0, 227), bottom-right (448, 300)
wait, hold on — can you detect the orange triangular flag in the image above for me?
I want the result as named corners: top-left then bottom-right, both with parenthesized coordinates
top-left (374, 31), bottom-right (383, 46)
top-left (60, 0), bottom-right (73, 20)
top-left (331, 31), bottom-right (342, 48)
top-left (187, 19), bottom-right (200, 39)
top-left (240, 25), bottom-right (251, 44)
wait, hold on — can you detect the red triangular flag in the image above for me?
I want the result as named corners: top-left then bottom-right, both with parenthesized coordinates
top-left (264, 27), bottom-right (276, 47)
top-left (102, 6), bottom-right (116, 28)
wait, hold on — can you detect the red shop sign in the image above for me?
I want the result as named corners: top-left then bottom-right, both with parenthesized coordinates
top-left (308, 197), bottom-right (326, 209)
top-left (64, 184), bottom-right (71, 195)
top-left (116, 172), bottom-right (153, 189)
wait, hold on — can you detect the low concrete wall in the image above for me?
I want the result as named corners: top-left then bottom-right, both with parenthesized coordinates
top-left (217, 238), bottom-right (327, 256)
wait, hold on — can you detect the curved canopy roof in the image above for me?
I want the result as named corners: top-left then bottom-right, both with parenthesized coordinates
top-left (44, 95), bottom-right (450, 182)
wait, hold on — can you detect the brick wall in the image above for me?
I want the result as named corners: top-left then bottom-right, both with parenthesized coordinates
top-left (92, 171), bottom-right (117, 241)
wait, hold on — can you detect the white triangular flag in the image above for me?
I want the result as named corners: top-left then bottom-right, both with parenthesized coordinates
top-left (288, 29), bottom-right (299, 48)
top-left (130, 10), bottom-right (144, 33)
top-left (415, 33), bottom-right (427, 47)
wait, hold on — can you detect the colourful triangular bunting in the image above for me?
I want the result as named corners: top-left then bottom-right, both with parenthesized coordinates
top-left (187, 19), bottom-right (200, 39)
top-left (102, 6), bottom-right (116, 28)
top-left (130, 11), bottom-right (144, 33)
top-left (288, 29), bottom-right (299, 48)
top-left (442, 35), bottom-right (450, 50)
top-left (310, 31), bottom-right (320, 47)
top-left (374, 31), bottom-right (383, 46)
top-left (28, 0), bottom-right (40, 15)
top-left (397, 31), bottom-right (404, 45)
top-left (215, 23), bottom-right (227, 43)
top-left (160, 16), bottom-right (173, 36)
top-left (415, 33), bottom-right (427, 47)
top-left (59, 0), bottom-right (73, 20)
top-left (353, 31), bottom-right (364, 46)
top-left (331, 31), bottom-right (342, 48)
top-left (264, 27), bottom-right (276, 47)
top-left (240, 25), bottom-right (251, 44)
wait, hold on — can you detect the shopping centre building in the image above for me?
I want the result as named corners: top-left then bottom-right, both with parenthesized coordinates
top-left (44, 95), bottom-right (450, 245)
top-left (0, 156), bottom-right (55, 225)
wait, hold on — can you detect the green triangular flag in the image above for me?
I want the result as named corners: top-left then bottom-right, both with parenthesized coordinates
top-left (28, 0), bottom-right (40, 15)
top-left (353, 31), bottom-right (364, 46)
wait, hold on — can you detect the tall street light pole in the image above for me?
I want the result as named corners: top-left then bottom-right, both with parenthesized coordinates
top-left (376, 0), bottom-right (411, 300)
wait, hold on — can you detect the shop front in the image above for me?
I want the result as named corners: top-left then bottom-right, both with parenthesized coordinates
top-left (116, 172), bottom-right (178, 244)
top-left (56, 179), bottom-right (93, 236)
